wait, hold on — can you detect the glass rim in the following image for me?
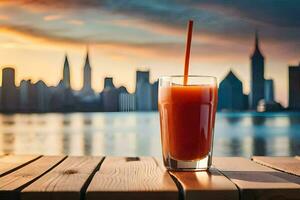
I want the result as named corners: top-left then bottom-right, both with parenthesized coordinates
top-left (159, 75), bottom-right (217, 79)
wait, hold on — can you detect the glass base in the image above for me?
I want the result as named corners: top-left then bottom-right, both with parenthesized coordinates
top-left (164, 153), bottom-right (211, 171)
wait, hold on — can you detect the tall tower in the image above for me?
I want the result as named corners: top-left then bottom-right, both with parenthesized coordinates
top-left (289, 63), bottom-right (300, 110)
top-left (1, 67), bottom-right (18, 111)
top-left (135, 70), bottom-right (152, 111)
top-left (63, 54), bottom-right (71, 89)
top-left (81, 49), bottom-right (94, 96)
top-left (250, 31), bottom-right (265, 110)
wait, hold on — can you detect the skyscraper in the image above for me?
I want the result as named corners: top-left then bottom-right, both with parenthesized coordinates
top-left (80, 50), bottom-right (94, 96)
top-left (19, 80), bottom-right (30, 111)
top-left (119, 87), bottom-right (136, 112)
top-left (35, 80), bottom-right (50, 112)
top-left (218, 70), bottom-right (245, 111)
top-left (250, 31), bottom-right (265, 110)
top-left (151, 80), bottom-right (158, 111)
top-left (135, 70), bottom-right (152, 111)
top-left (264, 79), bottom-right (274, 103)
top-left (289, 63), bottom-right (300, 110)
top-left (100, 77), bottom-right (119, 112)
top-left (136, 71), bottom-right (150, 84)
top-left (63, 54), bottom-right (71, 89)
top-left (1, 67), bottom-right (18, 112)
top-left (257, 78), bottom-right (282, 112)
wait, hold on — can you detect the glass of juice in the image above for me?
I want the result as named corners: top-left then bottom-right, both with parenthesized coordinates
top-left (158, 75), bottom-right (218, 171)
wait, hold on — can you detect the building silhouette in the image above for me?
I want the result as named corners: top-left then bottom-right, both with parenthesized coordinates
top-left (1, 37), bottom-right (296, 113)
top-left (63, 55), bottom-right (71, 89)
top-left (1, 68), bottom-right (18, 112)
top-left (264, 79), bottom-right (274, 103)
top-left (288, 63), bottom-right (300, 110)
top-left (119, 87), bottom-right (136, 112)
top-left (100, 77), bottom-right (119, 112)
top-left (50, 55), bottom-right (76, 112)
top-left (218, 70), bottom-right (246, 111)
top-left (257, 79), bottom-right (282, 112)
top-left (151, 80), bottom-right (158, 110)
top-left (80, 50), bottom-right (94, 97)
top-left (35, 80), bottom-right (51, 112)
top-left (49, 80), bottom-right (65, 111)
top-left (19, 80), bottom-right (31, 111)
top-left (250, 31), bottom-right (265, 110)
top-left (135, 71), bottom-right (152, 111)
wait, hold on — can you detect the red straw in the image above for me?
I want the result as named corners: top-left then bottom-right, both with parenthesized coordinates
top-left (183, 20), bottom-right (193, 85)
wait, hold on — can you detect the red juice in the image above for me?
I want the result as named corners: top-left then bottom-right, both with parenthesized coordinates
top-left (159, 85), bottom-right (217, 161)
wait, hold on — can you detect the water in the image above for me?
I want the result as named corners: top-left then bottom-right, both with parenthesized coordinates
top-left (0, 112), bottom-right (299, 158)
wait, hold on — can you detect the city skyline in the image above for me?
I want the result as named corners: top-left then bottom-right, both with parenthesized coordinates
top-left (0, 37), bottom-right (299, 106)
top-left (0, 50), bottom-right (159, 112)
top-left (0, 1), bottom-right (299, 106)
top-left (1, 30), bottom-right (299, 112)
top-left (0, 31), bottom-right (300, 113)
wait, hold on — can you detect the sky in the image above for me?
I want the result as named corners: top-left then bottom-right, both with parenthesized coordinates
top-left (0, 0), bottom-right (299, 106)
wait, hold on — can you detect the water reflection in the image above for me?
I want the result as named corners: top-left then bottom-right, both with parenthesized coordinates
top-left (0, 132), bottom-right (15, 154)
top-left (252, 137), bottom-right (266, 156)
top-left (251, 116), bottom-right (266, 126)
top-left (0, 112), bottom-right (299, 157)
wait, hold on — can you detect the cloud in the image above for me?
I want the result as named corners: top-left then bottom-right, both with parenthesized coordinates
top-left (0, 22), bottom-right (247, 63)
top-left (3, 0), bottom-right (299, 44)
top-left (0, 15), bottom-right (10, 21)
top-left (0, 24), bottom-right (84, 46)
top-left (66, 19), bottom-right (84, 26)
top-left (43, 14), bottom-right (62, 21)
top-left (0, 0), bottom-right (298, 62)
top-left (187, 0), bottom-right (300, 28)
top-left (0, 0), bottom-right (104, 10)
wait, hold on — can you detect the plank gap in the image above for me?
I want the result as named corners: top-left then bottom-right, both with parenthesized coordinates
top-left (213, 165), bottom-right (241, 200)
top-left (0, 155), bottom-right (42, 177)
top-left (15, 156), bottom-right (68, 192)
top-left (80, 157), bottom-right (105, 200)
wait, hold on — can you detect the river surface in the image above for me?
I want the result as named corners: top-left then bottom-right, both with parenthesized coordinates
top-left (0, 112), bottom-right (299, 157)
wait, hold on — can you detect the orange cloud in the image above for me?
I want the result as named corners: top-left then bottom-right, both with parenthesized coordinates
top-left (0, 23), bottom-right (247, 63)
top-left (0, 24), bottom-right (84, 47)
top-left (0, 15), bottom-right (10, 21)
top-left (110, 18), bottom-right (248, 47)
top-left (66, 19), bottom-right (84, 26)
top-left (43, 14), bottom-right (62, 21)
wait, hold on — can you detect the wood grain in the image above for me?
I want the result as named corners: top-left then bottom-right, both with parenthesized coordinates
top-left (21, 156), bottom-right (103, 200)
top-left (0, 156), bottom-right (65, 200)
top-left (170, 167), bottom-right (239, 200)
top-left (214, 157), bottom-right (300, 200)
top-left (86, 157), bottom-right (178, 200)
top-left (0, 155), bottom-right (41, 177)
top-left (252, 156), bottom-right (300, 177)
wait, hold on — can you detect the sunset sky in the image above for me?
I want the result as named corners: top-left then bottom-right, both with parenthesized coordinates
top-left (0, 0), bottom-right (299, 106)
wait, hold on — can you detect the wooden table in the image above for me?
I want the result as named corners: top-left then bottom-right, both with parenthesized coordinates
top-left (0, 155), bottom-right (299, 200)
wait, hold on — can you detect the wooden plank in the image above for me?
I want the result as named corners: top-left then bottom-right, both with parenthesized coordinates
top-left (252, 156), bottom-right (300, 177)
top-left (0, 156), bottom-right (66, 200)
top-left (86, 157), bottom-right (178, 200)
top-left (0, 155), bottom-right (41, 177)
top-left (21, 156), bottom-right (103, 200)
top-left (214, 157), bottom-right (300, 200)
top-left (170, 167), bottom-right (239, 200)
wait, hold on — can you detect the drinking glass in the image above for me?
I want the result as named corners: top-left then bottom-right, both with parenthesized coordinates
top-left (158, 75), bottom-right (218, 171)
